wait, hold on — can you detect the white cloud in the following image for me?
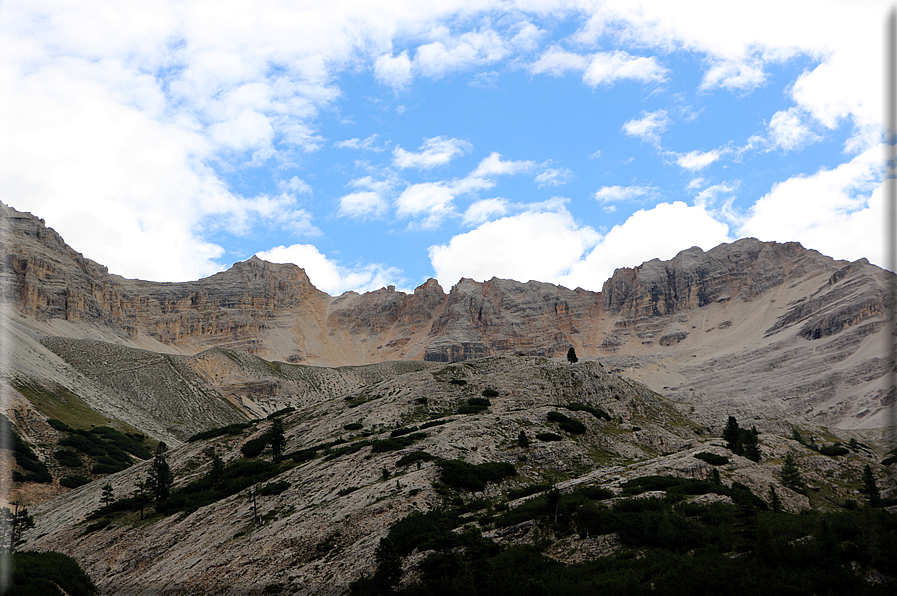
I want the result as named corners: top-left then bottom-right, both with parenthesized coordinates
top-left (700, 59), bottom-right (766, 91)
top-left (414, 29), bottom-right (510, 79)
top-left (396, 182), bottom-right (457, 227)
top-left (622, 110), bottom-right (669, 147)
top-left (556, 202), bottom-right (732, 290)
top-left (694, 181), bottom-right (739, 208)
top-left (676, 149), bottom-right (722, 171)
top-left (338, 192), bottom-right (388, 219)
top-left (255, 244), bottom-right (403, 295)
top-left (530, 48), bottom-right (666, 87)
top-left (470, 152), bottom-right (535, 177)
top-left (462, 198), bottom-right (510, 225)
top-left (429, 206), bottom-right (601, 288)
top-left (374, 52), bottom-right (413, 89)
top-left (594, 185), bottom-right (658, 203)
top-left (393, 136), bottom-right (472, 169)
top-left (534, 168), bottom-right (573, 187)
top-left (738, 145), bottom-right (883, 266)
top-left (335, 135), bottom-right (385, 152)
top-left (280, 176), bottom-right (313, 195)
top-left (686, 177), bottom-right (705, 191)
top-left (583, 51), bottom-right (667, 86)
top-left (767, 107), bottom-right (819, 152)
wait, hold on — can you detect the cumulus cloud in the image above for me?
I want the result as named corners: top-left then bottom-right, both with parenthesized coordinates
top-left (393, 136), bottom-right (472, 169)
top-left (337, 176), bottom-right (393, 219)
top-left (462, 198), bottom-right (510, 225)
top-left (767, 107), bottom-right (820, 152)
top-left (738, 146), bottom-right (883, 266)
top-left (429, 205), bottom-right (601, 288)
top-left (470, 152), bottom-right (535, 177)
top-left (374, 52), bottom-right (413, 89)
top-left (622, 110), bottom-right (669, 147)
top-left (676, 149), bottom-right (722, 171)
top-left (556, 202), bottom-right (732, 290)
top-left (594, 185), bottom-right (658, 203)
top-left (534, 168), bottom-right (573, 187)
top-left (414, 28), bottom-right (510, 79)
top-left (255, 244), bottom-right (404, 295)
top-left (395, 182), bottom-right (457, 227)
top-left (530, 48), bottom-right (666, 87)
top-left (335, 135), bottom-right (386, 152)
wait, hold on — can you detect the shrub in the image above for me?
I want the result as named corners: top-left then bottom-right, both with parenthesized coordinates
top-left (458, 397), bottom-right (490, 415)
top-left (60, 475), bottom-right (90, 488)
top-left (562, 403), bottom-right (611, 421)
top-left (259, 481), bottom-right (290, 496)
top-left (820, 444), bottom-right (849, 457)
top-left (82, 518), bottom-right (111, 534)
top-left (536, 432), bottom-right (562, 442)
top-left (91, 462), bottom-right (129, 475)
top-left (241, 434), bottom-right (271, 458)
top-left (47, 419), bottom-right (75, 432)
top-left (267, 407), bottom-right (295, 419)
top-left (435, 459), bottom-right (516, 492)
top-left (372, 433), bottom-right (427, 453)
top-left (507, 484), bottom-right (551, 500)
top-left (390, 426), bottom-right (419, 437)
top-left (54, 449), bottom-right (83, 467)
top-left (419, 419), bottom-right (450, 430)
top-left (694, 452), bottom-right (729, 466)
top-left (481, 388), bottom-right (499, 398)
top-left (449, 379), bottom-right (467, 386)
top-left (343, 422), bottom-right (364, 431)
top-left (397, 451), bottom-right (434, 466)
top-left (546, 411), bottom-right (586, 435)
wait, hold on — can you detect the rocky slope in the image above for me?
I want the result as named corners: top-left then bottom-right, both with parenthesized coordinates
top-left (22, 355), bottom-right (891, 595)
top-left (1, 201), bottom-right (892, 431)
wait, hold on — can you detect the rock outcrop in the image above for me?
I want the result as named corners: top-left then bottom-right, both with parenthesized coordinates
top-left (2, 201), bottom-right (894, 429)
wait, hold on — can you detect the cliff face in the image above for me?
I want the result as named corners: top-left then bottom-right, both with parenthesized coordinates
top-left (3, 201), bottom-right (894, 429)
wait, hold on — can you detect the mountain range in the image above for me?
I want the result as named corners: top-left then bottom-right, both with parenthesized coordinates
top-left (2, 200), bottom-right (895, 594)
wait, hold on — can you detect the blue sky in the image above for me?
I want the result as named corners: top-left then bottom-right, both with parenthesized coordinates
top-left (0, 1), bottom-right (888, 295)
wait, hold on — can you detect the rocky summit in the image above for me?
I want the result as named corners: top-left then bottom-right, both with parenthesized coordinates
top-left (2, 201), bottom-right (896, 594)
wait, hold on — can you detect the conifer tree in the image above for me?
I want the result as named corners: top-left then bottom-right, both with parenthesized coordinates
top-left (147, 442), bottom-right (173, 503)
top-left (517, 430), bottom-right (530, 448)
top-left (723, 416), bottom-right (740, 452)
top-left (566, 346), bottom-right (578, 363)
top-left (101, 483), bottom-right (115, 507)
top-left (862, 464), bottom-right (881, 506)
top-left (780, 453), bottom-right (803, 490)
top-left (743, 430), bottom-right (761, 462)
top-left (270, 418), bottom-right (285, 463)
top-left (768, 485), bottom-right (782, 513)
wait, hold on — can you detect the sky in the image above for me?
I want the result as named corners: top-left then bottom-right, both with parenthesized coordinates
top-left (0, 1), bottom-right (890, 296)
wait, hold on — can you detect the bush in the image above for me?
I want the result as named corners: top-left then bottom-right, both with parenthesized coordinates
top-left (47, 418), bottom-right (75, 432)
top-left (241, 433), bottom-right (271, 458)
top-left (507, 484), bottom-right (552, 500)
top-left (60, 475), bottom-right (91, 488)
top-left (546, 411), bottom-right (586, 434)
top-left (54, 449), bottom-right (83, 467)
top-left (343, 422), bottom-right (364, 431)
top-left (694, 452), bottom-right (729, 466)
top-left (396, 451), bottom-right (434, 466)
top-left (372, 433), bottom-right (427, 453)
top-left (482, 388), bottom-right (499, 398)
top-left (11, 551), bottom-right (98, 596)
top-left (435, 459), bottom-right (515, 492)
top-left (458, 397), bottom-right (491, 415)
top-left (419, 419), bottom-right (450, 430)
top-left (562, 403), bottom-right (611, 421)
top-left (390, 426), bottom-right (419, 437)
top-left (449, 379), bottom-right (467, 386)
top-left (82, 518), bottom-right (111, 534)
top-left (536, 432), bottom-right (562, 442)
top-left (820, 444), bottom-right (849, 457)
top-left (259, 481), bottom-right (291, 496)
top-left (267, 407), bottom-right (295, 419)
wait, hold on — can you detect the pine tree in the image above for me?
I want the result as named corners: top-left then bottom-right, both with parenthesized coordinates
top-left (723, 416), bottom-right (740, 452)
top-left (743, 430), bottom-right (761, 462)
top-left (566, 346), bottom-right (578, 363)
top-left (861, 464), bottom-right (881, 506)
top-left (101, 483), bottom-right (115, 507)
top-left (270, 418), bottom-right (285, 463)
top-left (147, 442), bottom-right (173, 503)
top-left (768, 485), bottom-right (782, 512)
top-left (517, 430), bottom-right (530, 448)
top-left (780, 453), bottom-right (804, 490)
